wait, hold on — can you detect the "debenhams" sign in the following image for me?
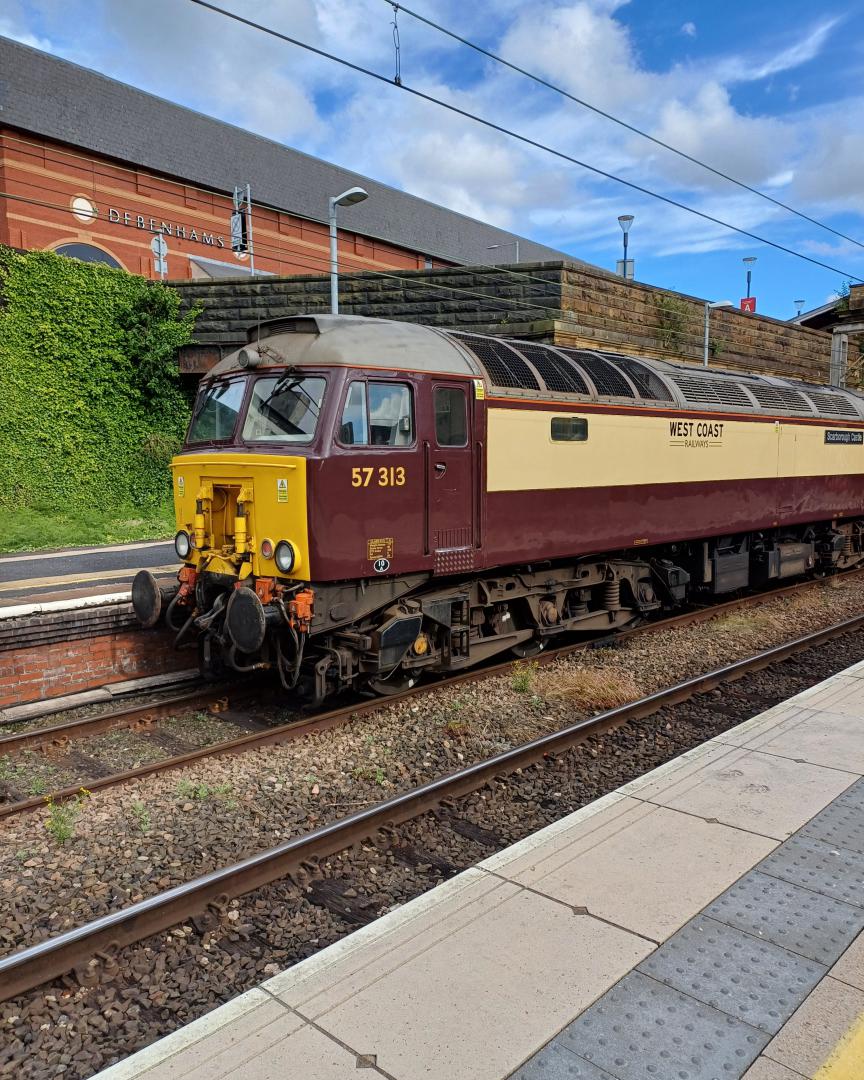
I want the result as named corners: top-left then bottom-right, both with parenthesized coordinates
top-left (107, 207), bottom-right (227, 248)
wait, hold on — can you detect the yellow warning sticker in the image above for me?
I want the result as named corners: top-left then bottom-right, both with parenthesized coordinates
top-left (177, 476), bottom-right (185, 497)
top-left (276, 478), bottom-right (288, 503)
top-left (474, 379), bottom-right (485, 399)
top-left (367, 537), bottom-right (395, 560)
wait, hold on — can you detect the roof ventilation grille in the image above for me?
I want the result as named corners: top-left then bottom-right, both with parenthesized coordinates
top-left (447, 332), bottom-right (540, 390)
top-left (556, 349), bottom-right (636, 398)
top-left (748, 385), bottom-right (813, 413)
top-left (602, 354), bottom-right (674, 402)
top-left (803, 391), bottom-right (859, 419)
top-left (670, 374), bottom-right (753, 408)
top-left (510, 343), bottom-right (590, 395)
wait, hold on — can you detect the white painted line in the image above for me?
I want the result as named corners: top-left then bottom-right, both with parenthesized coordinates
top-left (0, 591), bottom-right (131, 621)
top-left (0, 539), bottom-right (172, 564)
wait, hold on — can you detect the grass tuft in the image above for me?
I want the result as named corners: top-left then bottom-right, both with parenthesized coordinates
top-left (536, 666), bottom-right (640, 710)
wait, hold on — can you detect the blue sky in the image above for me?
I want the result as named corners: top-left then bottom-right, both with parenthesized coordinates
top-left (2, 0), bottom-right (863, 321)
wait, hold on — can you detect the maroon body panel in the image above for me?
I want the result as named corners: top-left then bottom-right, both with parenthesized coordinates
top-left (483, 474), bottom-right (864, 567)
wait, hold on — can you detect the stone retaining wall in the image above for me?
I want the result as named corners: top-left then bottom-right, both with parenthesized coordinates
top-left (171, 262), bottom-right (854, 383)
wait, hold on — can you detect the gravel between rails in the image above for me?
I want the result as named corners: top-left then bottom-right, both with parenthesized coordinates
top-left (1, 582), bottom-right (864, 1076)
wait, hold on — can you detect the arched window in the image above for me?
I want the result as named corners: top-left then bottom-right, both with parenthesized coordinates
top-left (53, 243), bottom-right (122, 269)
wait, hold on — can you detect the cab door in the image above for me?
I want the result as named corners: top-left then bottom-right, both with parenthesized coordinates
top-left (426, 382), bottom-right (476, 571)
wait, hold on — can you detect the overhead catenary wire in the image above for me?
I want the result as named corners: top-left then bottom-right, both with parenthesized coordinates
top-left (386, 0), bottom-right (864, 253)
top-left (185, 0), bottom-right (863, 284)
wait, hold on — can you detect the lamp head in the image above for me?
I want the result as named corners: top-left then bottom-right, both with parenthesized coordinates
top-left (331, 186), bottom-right (369, 208)
top-left (743, 256), bottom-right (757, 266)
top-left (617, 214), bottom-right (635, 234)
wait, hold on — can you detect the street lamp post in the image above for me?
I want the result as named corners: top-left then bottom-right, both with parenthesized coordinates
top-left (743, 256), bottom-right (757, 299)
top-left (617, 215), bottom-right (634, 279)
top-left (795, 299), bottom-right (806, 318)
top-left (703, 300), bottom-right (734, 366)
top-left (486, 240), bottom-right (520, 263)
top-left (329, 186), bottom-right (369, 314)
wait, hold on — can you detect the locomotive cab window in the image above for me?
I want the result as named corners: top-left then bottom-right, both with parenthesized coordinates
top-left (187, 378), bottom-right (246, 444)
top-left (339, 381), bottom-right (413, 447)
top-left (242, 375), bottom-right (326, 443)
top-left (434, 386), bottom-right (468, 447)
top-left (551, 417), bottom-right (588, 442)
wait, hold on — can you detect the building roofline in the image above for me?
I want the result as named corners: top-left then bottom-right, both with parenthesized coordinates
top-left (0, 34), bottom-right (596, 271)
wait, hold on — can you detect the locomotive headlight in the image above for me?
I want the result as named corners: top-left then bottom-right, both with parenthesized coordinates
top-left (174, 530), bottom-right (192, 560)
top-left (260, 538), bottom-right (274, 560)
top-left (274, 540), bottom-right (296, 574)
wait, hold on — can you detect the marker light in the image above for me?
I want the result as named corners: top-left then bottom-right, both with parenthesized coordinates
top-left (274, 540), bottom-right (296, 573)
top-left (174, 530), bottom-right (192, 559)
top-left (260, 538), bottom-right (274, 560)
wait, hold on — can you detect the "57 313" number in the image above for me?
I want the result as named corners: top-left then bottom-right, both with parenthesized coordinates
top-left (351, 466), bottom-right (406, 487)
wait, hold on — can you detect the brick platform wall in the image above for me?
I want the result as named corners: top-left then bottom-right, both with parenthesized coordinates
top-left (171, 262), bottom-right (854, 384)
top-left (0, 604), bottom-right (188, 708)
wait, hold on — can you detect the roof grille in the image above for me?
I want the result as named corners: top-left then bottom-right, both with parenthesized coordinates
top-left (802, 391), bottom-right (859, 419)
top-left (447, 332), bottom-right (540, 390)
top-left (748, 385), bottom-right (813, 413)
top-left (251, 317), bottom-right (319, 341)
top-left (556, 349), bottom-right (636, 398)
top-left (510, 343), bottom-right (590, 395)
top-left (670, 374), bottom-right (754, 408)
top-left (602, 354), bottom-right (674, 401)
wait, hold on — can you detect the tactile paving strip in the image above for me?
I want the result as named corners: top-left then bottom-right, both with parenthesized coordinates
top-left (758, 834), bottom-right (864, 907)
top-left (799, 793), bottom-right (864, 855)
top-left (512, 1042), bottom-right (616, 1079)
top-left (703, 870), bottom-right (864, 965)
top-left (636, 914), bottom-right (825, 1033)
top-left (557, 970), bottom-right (769, 1080)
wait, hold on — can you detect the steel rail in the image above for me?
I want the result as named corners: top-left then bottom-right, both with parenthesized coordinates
top-left (0, 686), bottom-right (243, 757)
top-left (1, 609), bottom-right (862, 1004)
top-left (0, 567), bottom-right (860, 819)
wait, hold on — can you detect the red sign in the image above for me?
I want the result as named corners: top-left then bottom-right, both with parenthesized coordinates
top-left (740, 297), bottom-right (756, 313)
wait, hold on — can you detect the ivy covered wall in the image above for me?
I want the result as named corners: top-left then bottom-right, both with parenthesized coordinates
top-left (0, 247), bottom-right (197, 516)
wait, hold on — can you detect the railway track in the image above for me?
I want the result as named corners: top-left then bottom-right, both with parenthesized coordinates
top-left (1, 606), bottom-right (863, 1007)
top-left (0, 567), bottom-right (861, 820)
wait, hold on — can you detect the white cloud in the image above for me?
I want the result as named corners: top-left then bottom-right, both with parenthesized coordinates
top-left (0, 0), bottom-right (861, 277)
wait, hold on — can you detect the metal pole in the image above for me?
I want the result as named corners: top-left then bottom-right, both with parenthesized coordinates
top-left (515, 240), bottom-right (519, 263)
top-left (245, 183), bottom-right (255, 278)
top-left (622, 232), bottom-right (628, 270)
top-left (329, 198), bottom-right (339, 315)
top-left (746, 269), bottom-right (752, 298)
top-left (703, 302), bottom-right (710, 367)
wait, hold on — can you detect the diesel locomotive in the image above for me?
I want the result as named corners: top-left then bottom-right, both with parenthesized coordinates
top-left (132, 314), bottom-right (864, 702)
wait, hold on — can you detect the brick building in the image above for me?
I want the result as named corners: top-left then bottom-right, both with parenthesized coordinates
top-left (0, 36), bottom-right (578, 281)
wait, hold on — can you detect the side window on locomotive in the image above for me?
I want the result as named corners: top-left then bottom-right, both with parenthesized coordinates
top-left (339, 381), bottom-right (368, 445)
top-left (369, 383), bottom-right (413, 446)
top-left (434, 387), bottom-right (467, 447)
top-left (551, 417), bottom-right (588, 442)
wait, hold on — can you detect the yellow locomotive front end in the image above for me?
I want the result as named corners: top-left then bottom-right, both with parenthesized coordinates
top-left (132, 357), bottom-right (325, 688)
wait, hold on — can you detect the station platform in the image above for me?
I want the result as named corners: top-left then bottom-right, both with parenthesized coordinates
top-left (93, 659), bottom-right (864, 1080)
top-left (0, 539), bottom-right (174, 610)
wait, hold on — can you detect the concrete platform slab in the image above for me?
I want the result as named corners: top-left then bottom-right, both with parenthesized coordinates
top-left (725, 703), bottom-right (864, 775)
top-left (623, 741), bottom-right (856, 840)
top-left (760, 976), bottom-right (864, 1077)
top-left (741, 1060), bottom-right (807, 1079)
top-left (485, 796), bottom-right (775, 943)
top-left (830, 929), bottom-right (864, 991)
top-left (271, 878), bottom-right (651, 1080)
